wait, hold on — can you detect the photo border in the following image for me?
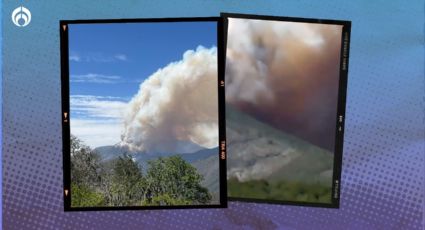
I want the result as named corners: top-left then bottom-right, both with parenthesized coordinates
top-left (60, 17), bottom-right (227, 211)
top-left (221, 12), bottom-right (351, 208)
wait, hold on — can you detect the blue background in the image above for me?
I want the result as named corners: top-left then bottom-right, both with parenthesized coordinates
top-left (1, 1), bottom-right (424, 229)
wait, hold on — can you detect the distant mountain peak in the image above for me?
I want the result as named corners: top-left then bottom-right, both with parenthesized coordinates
top-left (116, 139), bottom-right (206, 155)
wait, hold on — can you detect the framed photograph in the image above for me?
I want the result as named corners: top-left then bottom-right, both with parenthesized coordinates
top-left (222, 13), bottom-right (351, 208)
top-left (60, 17), bottom-right (227, 211)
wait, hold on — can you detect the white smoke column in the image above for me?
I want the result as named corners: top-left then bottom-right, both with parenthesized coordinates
top-left (226, 18), bottom-right (343, 150)
top-left (120, 46), bottom-right (218, 153)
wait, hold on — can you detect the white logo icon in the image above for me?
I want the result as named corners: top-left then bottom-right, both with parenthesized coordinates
top-left (11, 6), bottom-right (31, 27)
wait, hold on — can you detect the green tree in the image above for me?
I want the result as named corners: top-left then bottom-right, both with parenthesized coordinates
top-left (70, 135), bottom-right (212, 207)
top-left (109, 154), bottom-right (145, 206)
top-left (149, 194), bottom-right (191, 206)
top-left (70, 135), bottom-right (102, 187)
top-left (70, 135), bottom-right (104, 207)
top-left (71, 183), bottom-right (105, 207)
top-left (145, 155), bottom-right (211, 205)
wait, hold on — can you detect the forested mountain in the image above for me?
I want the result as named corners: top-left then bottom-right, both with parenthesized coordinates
top-left (226, 104), bottom-right (334, 203)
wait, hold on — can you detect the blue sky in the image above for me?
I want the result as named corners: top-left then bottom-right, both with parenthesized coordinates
top-left (69, 22), bottom-right (216, 98)
top-left (69, 21), bottom-right (217, 148)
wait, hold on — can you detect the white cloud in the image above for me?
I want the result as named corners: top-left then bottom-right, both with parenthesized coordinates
top-left (71, 119), bottom-right (122, 148)
top-left (70, 95), bottom-right (127, 119)
top-left (114, 54), bottom-right (128, 61)
top-left (70, 95), bottom-right (128, 148)
top-left (69, 54), bottom-right (81, 62)
top-left (70, 73), bottom-right (122, 84)
top-left (69, 52), bottom-right (129, 62)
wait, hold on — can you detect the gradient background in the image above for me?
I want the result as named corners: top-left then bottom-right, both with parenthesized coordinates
top-left (1, 1), bottom-right (424, 229)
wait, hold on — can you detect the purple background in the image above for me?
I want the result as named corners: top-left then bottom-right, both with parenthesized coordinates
top-left (2, 1), bottom-right (424, 229)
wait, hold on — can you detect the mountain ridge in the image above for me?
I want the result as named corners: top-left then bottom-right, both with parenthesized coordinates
top-left (226, 104), bottom-right (333, 185)
top-left (93, 144), bottom-right (220, 203)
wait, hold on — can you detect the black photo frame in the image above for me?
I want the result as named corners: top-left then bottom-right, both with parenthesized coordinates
top-left (222, 12), bottom-right (351, 208)
top-left (60, 17), bottom-right (227, 211)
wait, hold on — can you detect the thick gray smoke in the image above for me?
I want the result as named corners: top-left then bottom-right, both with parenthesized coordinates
top-left (226, 18), bottom-right (343, 151)
top-left (120, 46), bottom-right (218, 153)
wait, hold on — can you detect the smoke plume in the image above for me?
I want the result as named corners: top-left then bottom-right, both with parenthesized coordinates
top-left (226, 18), bottom-right (343, 151)
top-left (120, 46), bottom-right (218, 153)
